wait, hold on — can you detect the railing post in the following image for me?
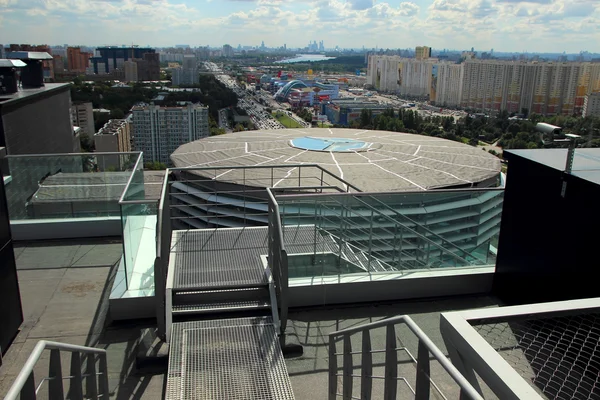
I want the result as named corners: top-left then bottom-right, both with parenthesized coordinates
top-left (86, 353), bottom-right (98, 399)
top-left (383, 325), bottom-right (398, 400)
top-left (361, 330), bottom-right (373, 399)
top-left (21, 371), bottom-right (36, 400)
top-left (98, 353), bottom-right (110, 399)
top-left (48, 349), bottom-right (64, 399)
top-left (70, 352), bottom-right (84, 399)
top-left (415, 339), bottom-right (431, 400)
top-left (343, 335), bottom-right (353, 400)
top-left (328, 338), bottom-right (338, 400)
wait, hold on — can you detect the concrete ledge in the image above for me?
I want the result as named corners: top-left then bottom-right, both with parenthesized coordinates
top-left (11, 217), bottom-right (122, 241)
top-left (288, 267), bottom-right (495, 307)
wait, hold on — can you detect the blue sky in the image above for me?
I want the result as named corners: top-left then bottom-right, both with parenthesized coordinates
top-left (0, 0), bottom-right (598, 53)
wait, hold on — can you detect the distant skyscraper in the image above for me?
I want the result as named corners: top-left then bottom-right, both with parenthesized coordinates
top-left (131, 103), bottom-right (209, 165)
top-left (67, 47), bottom-right (92, 72)
top-left (261, 41), bottom-right (265, 49)
top-left (222, 44), bottom-right (234, 58)
top-left (0, 44), bottom-right (5, 59)
top-left (172, 55), bottom-right (198, 86)
top-left (124, 60), bottom-right (138, 82)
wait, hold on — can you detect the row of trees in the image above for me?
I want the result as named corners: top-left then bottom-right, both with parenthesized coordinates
top-left (343, 108), bottom-right (600, 151)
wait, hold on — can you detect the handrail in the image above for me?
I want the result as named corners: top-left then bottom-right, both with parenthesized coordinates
top-left (321, 194), bottom-right (476, 268)
top-left (4, 340), bottom-right (109, 400)
top-left (5, 151), bottom-right (142, 158)
top-left (266, 187), bottom-right (288, 345)
top-left (155, 170), bottom-right (171, 340)
top-left (117, 152), bottom-right (145, 204)
top-left (168, 164), bottom-right (363, 193)
top-left (328, 315), bottom-right (483, 400)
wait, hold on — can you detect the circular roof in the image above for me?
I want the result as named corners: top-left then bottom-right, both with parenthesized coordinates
top-left (171, 128), bottom-right (502, 192)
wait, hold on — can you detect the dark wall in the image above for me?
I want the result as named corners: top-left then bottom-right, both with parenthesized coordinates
top-left (493, 153), bottom-right (600, 304)
top-left (1, 87), bottom-right (75, 155)
top-left (0, 160), bottom-right (23, 358)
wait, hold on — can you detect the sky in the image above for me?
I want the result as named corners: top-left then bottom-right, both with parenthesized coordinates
top-left (0, 0), bottom-right (599, 53)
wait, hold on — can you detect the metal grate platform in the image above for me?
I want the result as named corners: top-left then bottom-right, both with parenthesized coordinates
top-left (472, 313), bottom-right (600, 400)
top-left (167, 317), bottom-right (295, 400)
top-left (170, 226), bottom-right (334, 290)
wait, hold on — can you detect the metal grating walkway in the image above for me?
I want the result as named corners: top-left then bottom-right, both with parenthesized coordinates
top-left (167, 317), bottom-right (295, 400)
top-left (170, 226), bottom-right (335, 290)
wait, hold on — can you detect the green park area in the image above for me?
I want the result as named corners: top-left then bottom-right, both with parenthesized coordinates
top-left (272, 112), bottom-right (302, 128)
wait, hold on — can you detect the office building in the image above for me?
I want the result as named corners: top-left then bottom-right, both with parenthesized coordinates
top-left (71, 102), bottom-right (95, 136)
top-left (583, 92), bottom-right (600, 117)
top-left (131, 103), bottom-right (209, 165)
top-left (124, 60), bottom-right (138, 82)
top-left (415, 45), bottom-right (431, 60)
top-left (66, 47), bottom-right (92, 73)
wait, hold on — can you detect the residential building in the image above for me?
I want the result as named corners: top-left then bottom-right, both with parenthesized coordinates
top-left (367, 55), bottom-right (436, 98)
top-left (583, 92), bottom-right (600, 117)
top-left (71, 102), bottom-right (95, 136)
top-left (0, 44), bottom-right (5, 59)
top-left (52, 55), bottom-right (65, 75)
top-left (131, 103), bottom-right (209, 165)
top-left (135, 53), bottom-right (160, 81)
top-left (415, 45), bottom-right (431, 60)
top-left (124, 60), bottom-right (138, 82)
top-left (66, 47), bottom-right (92, 73)
top-left (435, 63), bottom-right (464, 106)
top-left (90, 46), bottom-right (156, 75)
top-left (222, 44), bottom-right (234, 58)
top-left (171, 55), bottom-right (198, 86)
top-left (94, 118), bottom-right (132, 169)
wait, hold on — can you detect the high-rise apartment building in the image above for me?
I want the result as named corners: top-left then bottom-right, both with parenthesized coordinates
top-left (368, 54), bottom-right (600, 115)
top-left (583, 92), bottom-right (600, 118)
top-left (415, 46), bottom-right (431, 60)
top-left (71, 102), bottom-right (95, 136)
top-left (366, 55), bottom-right (436, 98)
top-left (131, 103), bottom-right (209, 165)
top-left (94, 118), bottom-right (132, 168)
top-left (172, 55), bottom-right (198, 86)
top-left (222, 44), bottom-right (234, 58)
top-left (124, 61), bottom-right (138, 82)
top-left (135, 53), bottom-right (160, 81)
top-left (66, 47), bottom-right (92, 72)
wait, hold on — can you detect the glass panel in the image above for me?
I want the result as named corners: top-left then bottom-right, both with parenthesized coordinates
top-left (277, 189), bottom-right (504, 279)
top-left (4, 153), bottom-right (140, 220)
top-left (121, 201), bottom-right (157, 291)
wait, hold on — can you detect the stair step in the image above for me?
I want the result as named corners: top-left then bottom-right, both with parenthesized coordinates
top-left (173, 287), bottom-right (270, 304)
top-left (173, 300), bottom-right (271, 315)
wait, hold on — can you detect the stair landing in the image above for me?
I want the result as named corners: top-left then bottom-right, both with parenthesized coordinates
top-left (166, 317), bottom-right (294, 400)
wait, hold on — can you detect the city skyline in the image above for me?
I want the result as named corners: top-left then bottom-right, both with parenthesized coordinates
top-left (0, 0), bottom-right (599, 53)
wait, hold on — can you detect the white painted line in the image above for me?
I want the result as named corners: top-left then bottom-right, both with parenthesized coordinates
top-left (371, 163), bottom-right (426, 190)
top-left (284, 150), bottom-right (307, 163)
top-left (329, 151), bottom-right (347, 191)
top-left (273, 167), bottom-right (297, 187)
top-left (413, 145), bottom-right (421, 156)
top-left (328, 128), bottom-right (334, 135)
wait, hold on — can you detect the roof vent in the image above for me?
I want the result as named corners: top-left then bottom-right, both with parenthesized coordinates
top-left (6, 51), bottom-right (52, 88)
top-left (0, 59), bottom-right (26, 94)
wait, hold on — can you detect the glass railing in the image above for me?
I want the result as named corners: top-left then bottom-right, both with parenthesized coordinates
top-left (4, 152), bottom-right (140, 220)
top-left (118, 153), bottom-right (158, 292)
top-left (276, 188), bottom-right (504, 277)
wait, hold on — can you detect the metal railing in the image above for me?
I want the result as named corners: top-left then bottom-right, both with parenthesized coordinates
top-left (328, 316), bottom-right (483, 400)
top-left (267, 188), bottom-right (288, 347)
top-left (155, 170), bottom-right (171, 341)
top-left (4, 340), bottom-right (109, 400)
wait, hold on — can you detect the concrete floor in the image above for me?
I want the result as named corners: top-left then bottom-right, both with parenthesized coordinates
top-left (0, 238), bottom-right (165, 400)
top-left (1, 237), bottom-right (501, 400)
top-left (284, 297), bottom-right (500, 400)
